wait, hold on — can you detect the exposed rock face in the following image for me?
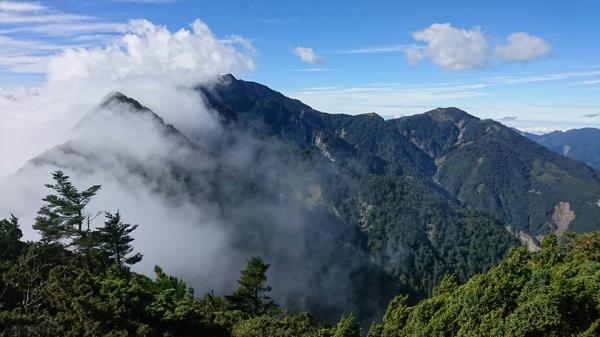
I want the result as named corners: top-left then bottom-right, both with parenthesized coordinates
top-left (313, 133), bottom-right (335, 162)
top-left (505, 226), bottom-right (541, 252)
top-left (552, 201), bottom-right (575, 237)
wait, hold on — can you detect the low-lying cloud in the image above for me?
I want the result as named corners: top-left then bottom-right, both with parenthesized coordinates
top-left (0, 16), bottom-right (379, 322)
top-left (0, 18), bottom-right (254, 178)
top-left (0, 18), bottom-right (256, 287)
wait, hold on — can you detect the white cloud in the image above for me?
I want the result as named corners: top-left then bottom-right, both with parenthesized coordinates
top-left (340, 44), bottom-right (408, 54)
top-left (0, 18), bottom-right (255, 178)
top-left (491, 70), bottom-right (600, 85)
top-left (576, 79), bottom-right (600, 85)
top-left (290, 70), bottom-right (600, 124)
top-left (293, 46), bottom-right (324, 64)
top-left (0, 1), bottom-right (46, 11)
top-left (0, 11), bottom-right (91, 24)
top-left (292, 82), bottom-right (489, 114)
top-left (0, 2), bottom-right (128, 73)
top-left (408, 23), bottom-right (488, 71)
top-left (0, 22), bottom-right (127, 36)
top-left (0, 16), bottom-right (251, 286)
top-left (47, 19), bottom-right (255, 84)
top-left (495, 32), bottom-right (551, 62)
top-left (404, 24), bottom-right (552, 70)
top-left (404, 46), bottom-right (424, 66)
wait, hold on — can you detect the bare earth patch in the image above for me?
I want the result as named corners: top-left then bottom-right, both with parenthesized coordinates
top-left (552, 201), bottom-right (575, 237)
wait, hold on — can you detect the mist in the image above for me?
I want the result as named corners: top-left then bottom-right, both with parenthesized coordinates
top-left (0, 18), bottom-right (390, 321)
top-left (0, 18), bottom-right (256, 289)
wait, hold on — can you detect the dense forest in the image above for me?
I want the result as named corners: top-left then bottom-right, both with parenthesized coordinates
top-left (1, 172), bottom-right (598, 336)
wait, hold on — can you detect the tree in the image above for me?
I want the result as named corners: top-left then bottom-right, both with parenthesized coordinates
top-left (333, 314), bottom-right (361, 337)
top-left (0, 215), bottom-right (23, 258)
top-left (226, 257), bottom-right (276, 315)
top-left (98, 211), bottom-right (142, 267)
top-left (33, 171), bottom-right (101, 246)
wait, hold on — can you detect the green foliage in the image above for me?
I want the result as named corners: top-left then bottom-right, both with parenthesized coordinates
top-left (348, 175), bottom-right (518, 297)
top-left (0, 172), bottom-right (334, 336)
top-left (226, 256), bottom-right (278, 316)
top-left (33, 170), bottom-right (101, 246)
top-left (2, 170), bottom-right (598, 336)
top-left (0, 215), bottom-right (23, 258)
top-left (98, 211), bottom-right (142, 267)
top-left (377, 233), bottom-right (600, 337)
top-left (332, 314), bottom-right (361, 337)
top-left (232, 312), bottom-right (323, 337)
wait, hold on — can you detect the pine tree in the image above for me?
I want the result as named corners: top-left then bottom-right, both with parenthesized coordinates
top-left (226, 256), bottom-right (276, 315)
top-left (333, 314), bottom-right (361, 337)
top-left (33, 171), bottom-right (101, 246)
top-left (97, 211), bottom-right (142, 267)
top-left (0, 214), bottom-right (23, 258)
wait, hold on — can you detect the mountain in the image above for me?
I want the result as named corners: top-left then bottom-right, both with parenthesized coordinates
top-left (200, 75), bottom-right (600, 238)
top-left (5, 80), bottom-right (521, 326)
top-left (520, 128), bottom-right (600, 169)
top-left (5, 75), bottom-right (599, 325)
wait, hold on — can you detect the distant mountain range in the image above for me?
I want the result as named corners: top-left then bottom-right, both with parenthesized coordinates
top-left (518, 128), bottom-right (600, 169)
top-left (6, 74), bottom-right (600, 324)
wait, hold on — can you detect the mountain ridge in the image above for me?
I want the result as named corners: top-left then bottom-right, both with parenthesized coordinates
top-left (519, 127), bottom-right (600, 169)
top-left (201, 75), bottom-right (600, 236)
top-left (5, 76), bottom-right (599, 324)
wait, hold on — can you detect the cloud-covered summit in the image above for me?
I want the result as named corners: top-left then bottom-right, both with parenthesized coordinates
top-left (0, 18), bottom-right (255, 179)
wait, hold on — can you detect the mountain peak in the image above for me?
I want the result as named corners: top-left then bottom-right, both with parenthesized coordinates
top-left (100, 91), bottom-right (150, 112)
top-left (90, 92), bottom-right (188, 142)
top-left (357, 112), bottom-right (384, 121)
top-left (216, 73), bottom-right (238, 87)
top-left (425, 107), bottom-right (476, 123)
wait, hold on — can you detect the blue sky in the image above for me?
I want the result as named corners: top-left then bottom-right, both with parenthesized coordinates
top-left (1, 0), bottom-right (599, 132)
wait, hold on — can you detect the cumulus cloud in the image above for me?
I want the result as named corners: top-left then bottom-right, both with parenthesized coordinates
top-left (405, 23), bottom-right (551, 70)
top-left (0, 18), bottom-right (254, 179)
top-left (0, 17), bottom-right (257, 296)
top-left (408, 23), bottom-right (488, 71)
top-left (293, 46), bottom-right (324, 64)
top-left (495, 32), bottom-right (551, 62)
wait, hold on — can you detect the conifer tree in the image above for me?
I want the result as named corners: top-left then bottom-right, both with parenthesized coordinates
top-left (333, 314), bottom-right (361, 337)
top-left (33, 170), bottom-right (101, 246)
top-left (0, 214), bottom-right (23, 257)
top-left (226, 256), bottom-right (276, 315)
top-left (97, 211), bottom-right (142, 267)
